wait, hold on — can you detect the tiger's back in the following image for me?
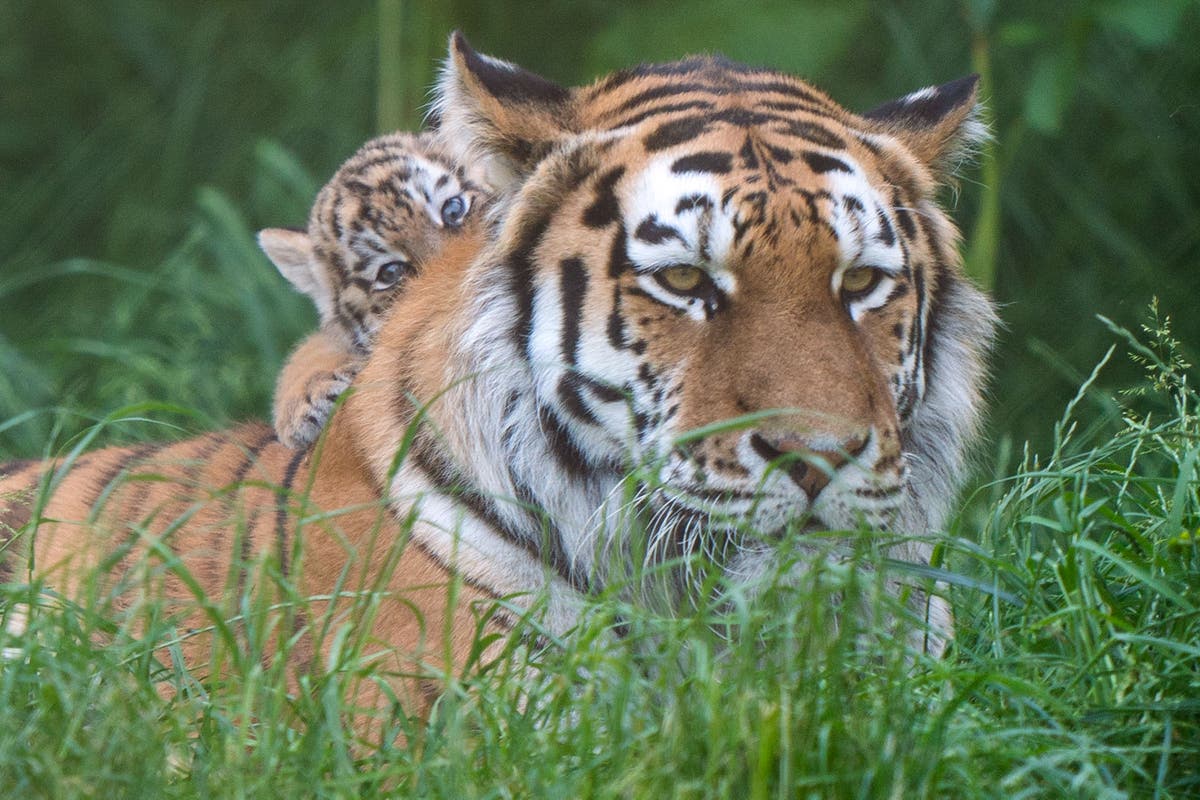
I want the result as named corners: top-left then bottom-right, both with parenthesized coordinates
top-left (0, 416), bottom-right (505, 725)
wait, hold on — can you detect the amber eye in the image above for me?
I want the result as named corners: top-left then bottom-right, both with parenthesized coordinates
top-left (374, 260), bottom-right (412, 290)
top-left (840, 266), bottom-right (883, 300)
top-left (657, 265), bottom-right (706, 294)
top-left (441, 195), bottom-right (468, 228)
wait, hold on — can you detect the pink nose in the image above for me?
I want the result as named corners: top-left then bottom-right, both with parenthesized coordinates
top-left (749, 433), bottom-right (867, 500)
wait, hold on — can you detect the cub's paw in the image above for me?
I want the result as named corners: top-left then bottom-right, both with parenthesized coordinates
top-left (275, 367), bottom-right (358, 450)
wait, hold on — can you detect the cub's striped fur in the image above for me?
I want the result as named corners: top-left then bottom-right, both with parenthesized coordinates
top-left (261, 132), bottom-right (488, 449)
top-left (0, 35), bottom-right (996, 733)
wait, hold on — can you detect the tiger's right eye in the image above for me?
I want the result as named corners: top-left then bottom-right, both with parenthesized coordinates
top-left (374, 260), bottom-right (411, 290)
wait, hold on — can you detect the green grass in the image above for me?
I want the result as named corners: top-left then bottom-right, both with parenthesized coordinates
top-left (1, 316), bottom-right (1197, 799)
top-left (2, 4), bottom-right (1198, 795)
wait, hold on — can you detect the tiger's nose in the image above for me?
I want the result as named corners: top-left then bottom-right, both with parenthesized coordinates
top-left (748, 432), bottom-right (867, 500)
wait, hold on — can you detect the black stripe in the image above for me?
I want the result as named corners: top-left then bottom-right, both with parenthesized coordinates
top-left (557, 373), bottom-right (601, 427)
top-left (608, 81), bottom-right (729, 118)
top-left (607, 283), bottom-right (629, 350)
top-left (634, 216), bottom-right (684, 245)
top-left (766, 143), bottom-right (794, 164)
top-left (537, 404), bottom-right (592, 480)
top-left (509, 212), bottom-right (555, 360)
top-left (908, 264), bottom-right (931, 421)
top-left (876, 208), bottom-right (896, 246)
top-left (233, 429), bottom-right (285, 599)
top-left (675, 194), bottom-right (713, 215)
top-left (778, 121), bottom-right (845, 150)
top-left (93, 443), bottom-right (161, 497)
top-left (274, 445), bottom-right (308, 580)
top-left (581, 375), bottom-right (625, 404)
top-left (644, 115), bottom-right (713, 152)
top-left (606, 99), bottom-right (716, 131)
top-left (892, 188), bottom-right (917, 239)
top-left (733, 78), bottom-right (828, 108)
top-left (885, 281), bottom-right (911, 303)
top-left (509, 473), bottom-right (590, 594)
top-left (757, 100), bottom-right (838, 119)
top-left (0, 459), bottom-right (35, 478)
top-left (589, 57), bottom-right (739, 95)
top-left (582, 166), bottom-right (626, 229)
top-left (671, 151), bottom-right (733, 175)
top-left (802, 151), bottom-right (852, 174)
top-left (559, 257), bottom-right (587, 366)
top-left (410, 441), bottom-right (589, 594)
top-left (739, 137), bottom-right (759, 169)
top-left (607, 224), bottom-right (633, 279)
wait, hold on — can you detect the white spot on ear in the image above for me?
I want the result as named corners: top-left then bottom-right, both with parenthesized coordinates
top-left (900, 86), bottom-right (939, 105)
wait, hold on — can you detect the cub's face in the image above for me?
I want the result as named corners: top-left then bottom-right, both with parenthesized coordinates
top-left (261, 133), bottom-right (490, 353)
top-left (437, 37), bottom-right (992, 545)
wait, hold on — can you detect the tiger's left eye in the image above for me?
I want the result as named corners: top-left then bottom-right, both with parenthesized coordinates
top-left (840, 266), bottom-right (883, 301)
top-left (657, 265), bottom-right (706, 293)
top-left (441, 195), bottom-right (468, 227)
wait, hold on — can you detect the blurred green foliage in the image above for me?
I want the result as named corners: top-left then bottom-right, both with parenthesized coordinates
top-left (1, 0), bottom-right (1197, 459)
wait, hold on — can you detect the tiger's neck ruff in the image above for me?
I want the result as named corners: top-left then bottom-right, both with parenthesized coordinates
top-left (337, 35), bottom-right (996, 648)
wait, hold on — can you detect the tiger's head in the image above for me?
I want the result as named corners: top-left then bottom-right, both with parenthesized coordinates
top-left (356, 36), bottom-right (998, 646)
top-left (426, 35), bottom-right (995, 555)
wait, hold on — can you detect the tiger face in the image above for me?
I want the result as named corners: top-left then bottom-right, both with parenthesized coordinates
top-left (260, 132), bottom-right (489, 354)
top-left (427, 38), bottom-right (995, 575)
top-left (522, 124), bottom-right (928, 540)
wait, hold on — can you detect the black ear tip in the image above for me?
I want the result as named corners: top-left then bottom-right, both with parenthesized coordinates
top-left (942, 74), bottom-right (981, 104)
top-left (450, 30), bottom-right (473, 56)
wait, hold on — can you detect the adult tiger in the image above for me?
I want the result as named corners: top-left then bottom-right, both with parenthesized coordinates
top-left (0, 35), bottom-right (996, 729)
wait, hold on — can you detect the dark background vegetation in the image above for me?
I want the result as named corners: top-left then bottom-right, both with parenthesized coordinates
top-left (2, 0), bottom-right (1197, 462)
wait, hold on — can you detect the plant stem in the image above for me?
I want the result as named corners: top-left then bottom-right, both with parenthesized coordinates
top-left (377, 0), bottom-right (405, 133)
top-left (966, 31), bottom-right (1001, 291)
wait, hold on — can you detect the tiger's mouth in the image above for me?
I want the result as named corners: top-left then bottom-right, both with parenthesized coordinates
top-left (652, 481), bottom-right (812, 531)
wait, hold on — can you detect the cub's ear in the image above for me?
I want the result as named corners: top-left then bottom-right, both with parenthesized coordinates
top-left (430, 31), bottom-right (574, 192)
top-left (863, 75), bottom-right (987, 181)
top-left (258, 227), bottom-right (322, 299)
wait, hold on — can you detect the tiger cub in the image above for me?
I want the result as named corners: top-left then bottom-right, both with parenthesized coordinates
top-left (259, 131), bottom-right (488, 449)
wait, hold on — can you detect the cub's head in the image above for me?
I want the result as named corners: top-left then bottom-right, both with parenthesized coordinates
top-left (260, 132), bottom-right (489, 353)
top-left (434, 35), bottom-right (996, 551)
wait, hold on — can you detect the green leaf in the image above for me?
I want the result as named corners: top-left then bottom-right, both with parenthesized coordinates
top-left (1024, 51), bottom-right (1074, 134)
top-left (1098, 0), bottom-right (1190, 47)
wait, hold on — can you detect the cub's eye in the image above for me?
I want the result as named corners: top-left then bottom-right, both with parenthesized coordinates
top-left (374, 260), bottom-right (412, 290)
top-left (840, 266), bottom-right (883, 302)
top-left (440, 195), bottom-right (468, 228)
top-left (656, 265), bottom-right (707, 294)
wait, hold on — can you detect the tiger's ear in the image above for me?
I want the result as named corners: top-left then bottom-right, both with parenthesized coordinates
top-left (431, 31), bottom-right (574, 192)
top-left (258, 228), bottom-right (328, 308)
top-left (863, 75), bottom-right (987, 180)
